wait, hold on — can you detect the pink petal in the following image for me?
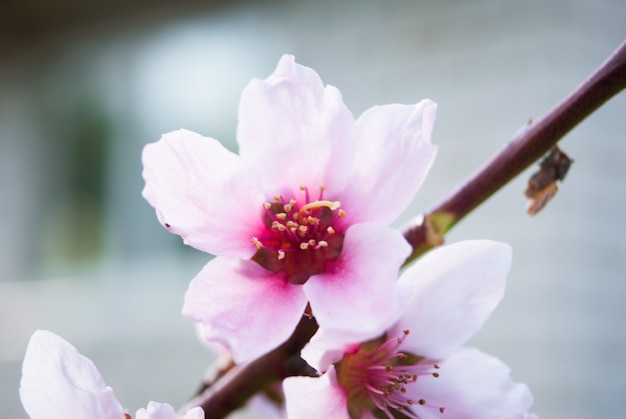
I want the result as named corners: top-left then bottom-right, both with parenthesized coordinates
top-left (20, 330), bottom-right (124, 419)
top-left (339, 100), bottom-right (437, 225)
top-left (135, 402), bottom-right (204, 419)
top-left (300, 328), bottom-right (362, 372)
top-left (389, 240), bottom-right (512, 360)
top-left (283, 366), bottom-right (350, 419)
top-left (142, 129), bottom-right (265, 258)
top-left (304, 223), bottom-right (410, 337)
top-left (406, 348), bottom-right (535, 419)
top-left (182, 257), bottom-right (308, 364)
top-left (237, 55), bottom-right (356, 197)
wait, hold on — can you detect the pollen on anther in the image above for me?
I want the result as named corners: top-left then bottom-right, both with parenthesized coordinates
top-left (327, 226), bottom-right (335, 234)
top-left (298, 225), bottom-right (308, 236)
top-left (318, 240), bottom-right (328, 247)
top-left (277, 250), bottom-right (286, 260)
top-left (338, 209), bottom-right (346, 217)
top-left (276, 213), bottom-right (287, 220)
top-left (300, 243), bottom-right (309, 250)
top-left (263, 202), bottom-right (272, 210)
top-left (251, 237), bottom-right (263, 249)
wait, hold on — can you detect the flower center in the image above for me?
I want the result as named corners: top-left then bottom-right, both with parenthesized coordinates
top-left (335, 330), bottom-right (445, 418)
top-left (251, 186), bottom-right (345, 285)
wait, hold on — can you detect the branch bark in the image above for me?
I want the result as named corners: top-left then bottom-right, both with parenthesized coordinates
top-left (404, 39), bottom-right (626, 264)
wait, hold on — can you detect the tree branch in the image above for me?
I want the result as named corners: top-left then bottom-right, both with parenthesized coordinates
top-left (403, 39), bottom-right (626, 264)
top-left (181, 315), bottom-right (318, 418)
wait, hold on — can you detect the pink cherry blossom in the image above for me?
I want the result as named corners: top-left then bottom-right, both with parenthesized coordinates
top-left (142, 55), bottom-right (437, 363)
top-left (283, 240), bottom-right (538, 419)
top-left (19, 330), bottom-right (204, 419)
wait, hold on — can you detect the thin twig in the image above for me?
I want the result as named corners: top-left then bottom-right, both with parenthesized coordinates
top-left (182, 315), bottom-right (318, 418)
top-left (403, 39), bottom-right (626, 264)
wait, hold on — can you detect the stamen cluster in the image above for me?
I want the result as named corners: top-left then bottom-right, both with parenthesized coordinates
top-left (336, 330), bottom-right (445, 418)
top-left (251, 186), bottom-right (345, 284)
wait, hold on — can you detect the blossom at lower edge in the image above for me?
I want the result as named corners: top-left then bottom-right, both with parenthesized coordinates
top-left (19, 330), bottom-right (204, 419)
top-left (283, 240), bottom-right (538, 419)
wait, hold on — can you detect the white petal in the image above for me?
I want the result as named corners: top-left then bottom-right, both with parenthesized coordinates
top-left (406, 348), bottom-right (535, 419)
top-left (20, 330), bottom-right (124, 419)
top-left (142, 129), bottom-right (265, 257)
top-left (237, 55), bottom-right (356, 197)
top-left (283, 366), bottom-right (350, 419)
top-left (304, 223), bottom-right (410, 337)
top-left (135, 402), bottom-right (204, 419)
top-left (182, 257), bottom-right (308, 364)
top-left (339, 100), bottom-right (437, 225)
top-left (389, 240), bottom-right (511, 360)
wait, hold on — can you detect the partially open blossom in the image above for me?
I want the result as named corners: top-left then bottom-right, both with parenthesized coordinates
top-left (19, 330), bottom-right (204, 419)
top-left (142, 54), bottom-right (437, 363)
top-left (283, 240), bottom-right (537, 419)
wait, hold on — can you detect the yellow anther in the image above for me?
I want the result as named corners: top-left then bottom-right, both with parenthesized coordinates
top-left (319, 185), bottom-right (326, 190)
top-left (276, 213), bottom-right (287, 220)
top-left (284, 204), bottom-right (292, 212)
top-left (251, 237), bottom-right (263, 249)
top-left (299, 185), bottom-right (306, 191)
top-left (273, 195), bottom-right (281, 201)
top-left (277, 250), bottom-right (286, 260)
top-left (298, 225), bottom-right (308, 236)
top-left (263, 202), bottom-right (272, 210)
top-left (308, 239), bottom-right (316, 246)
top-left (286, 221), bottom-right (298, 229)
top-left (272, 221), bottom-right (286, 232)
top-left (299, 200), bottom-right (341, 213)
top-left (338, 209), bottom-right (346, 217)
top-left (318, 240), bottom-right (328, 247)
top-left (300, 243), bottom-right (309, 250)
top-left (327, 226), bottom-right (335, 235)
top-left (307, 216), bottom-right (318, 225)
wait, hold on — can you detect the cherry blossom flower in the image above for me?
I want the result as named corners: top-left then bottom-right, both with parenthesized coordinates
top-left (19, 330), bottom-right (204, 419)
top-left (142, 54), bottom-right (437, 363)
top-left (283, 240), bottom-right (538, 419)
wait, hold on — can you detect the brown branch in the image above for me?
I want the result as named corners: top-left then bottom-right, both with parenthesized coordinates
top-left (182, 315), bottom-right (319, 418)
top-left (403, 39), bottom-right (626, 264)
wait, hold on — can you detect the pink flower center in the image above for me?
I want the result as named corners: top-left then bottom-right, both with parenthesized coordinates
top-left (251, 186), bottom-right (345, 285)
top-left (335, 330), bottom-right (445, 418)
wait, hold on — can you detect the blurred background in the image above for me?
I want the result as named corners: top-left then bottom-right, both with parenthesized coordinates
top-left (1, 0), bottom-right (625, 417)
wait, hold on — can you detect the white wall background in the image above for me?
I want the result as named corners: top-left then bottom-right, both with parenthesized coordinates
top-left (1, 0), bottom-right (625, 417)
